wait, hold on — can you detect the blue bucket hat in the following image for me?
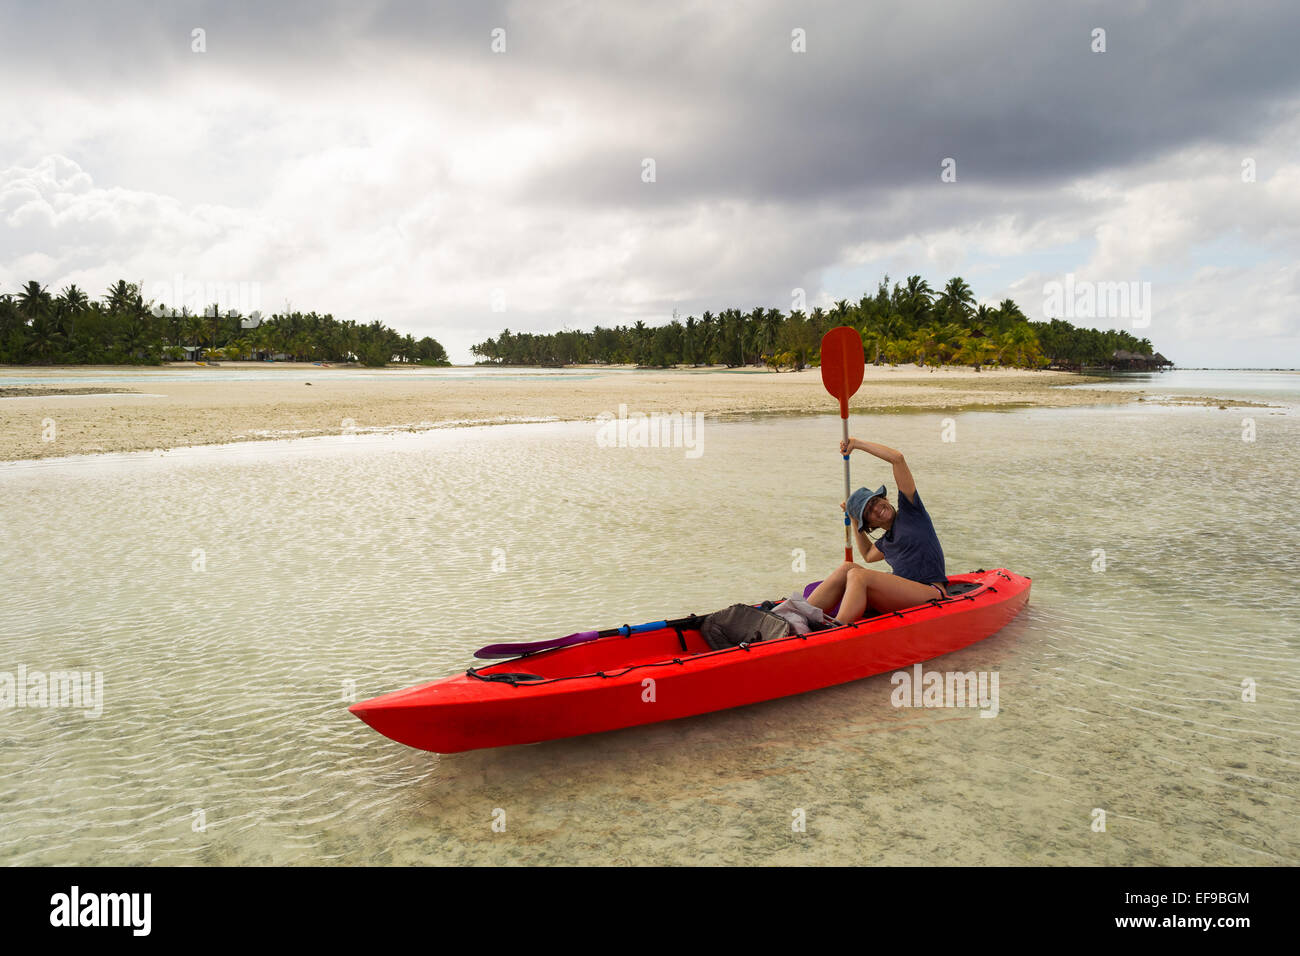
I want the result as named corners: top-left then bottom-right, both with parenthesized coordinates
top-left (847, 484), bottom-right (887, 531)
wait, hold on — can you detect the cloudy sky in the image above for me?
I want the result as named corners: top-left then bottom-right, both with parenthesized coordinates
top-left (3, 0), bottom-right (1298, 366)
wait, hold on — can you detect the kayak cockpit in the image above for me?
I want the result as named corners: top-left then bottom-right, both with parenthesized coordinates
top-left (466, 573), bottom-right (998, 682)
top-left (469, 623), bottom-right (712, 680)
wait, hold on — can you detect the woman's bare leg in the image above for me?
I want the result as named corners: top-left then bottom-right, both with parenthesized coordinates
top-left (834, 566), bottom-right (872, 622)
top-left (805, 561), bottom-right (856, 615)
top-left (808, 565), bottom-right (946, 624)
top-left (856, 569), bottom-right (946, 614)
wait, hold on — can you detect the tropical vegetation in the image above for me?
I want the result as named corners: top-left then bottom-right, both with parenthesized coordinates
top-left (0, 280), bottom-right (449, 367)
top-left (470, 275), bottom-right (1164, 370)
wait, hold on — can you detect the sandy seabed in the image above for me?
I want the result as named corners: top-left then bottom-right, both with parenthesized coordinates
top-left (1, 363), bottom-right (1138, 461)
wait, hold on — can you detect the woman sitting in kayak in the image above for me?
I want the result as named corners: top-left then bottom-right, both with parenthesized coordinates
top-left (807, 438), bottom-right (949, 624)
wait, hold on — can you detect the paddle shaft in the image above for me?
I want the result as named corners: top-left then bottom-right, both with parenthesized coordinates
top-left (841, 417), bottom-right (852, 562)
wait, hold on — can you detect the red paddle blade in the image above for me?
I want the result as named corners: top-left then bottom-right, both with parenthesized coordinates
top-left (820, 326), bottom-right (865, 417)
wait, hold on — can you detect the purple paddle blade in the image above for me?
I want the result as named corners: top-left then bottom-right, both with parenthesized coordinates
top-left (474, 630), bottom-right (599, 660)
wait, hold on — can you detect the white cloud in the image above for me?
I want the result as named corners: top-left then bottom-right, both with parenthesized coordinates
top-left (2, 3), bottom-right (1299, 366)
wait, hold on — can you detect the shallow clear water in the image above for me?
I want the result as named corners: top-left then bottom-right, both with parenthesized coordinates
top-left (1, 395), bottom-right (1297, 865)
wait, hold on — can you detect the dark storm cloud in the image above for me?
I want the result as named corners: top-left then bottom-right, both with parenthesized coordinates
top-left (0, 0), bottom-right (508, 81)
top-left (7, 1), bottom-right (1299, 209)
top-left (498, 0), bottom-right (1300, 207)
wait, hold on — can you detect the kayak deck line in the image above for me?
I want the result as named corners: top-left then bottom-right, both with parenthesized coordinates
top-left (350, 567), bottom-right (1032, 753)
top-left (461, 576), bottom-right (1009, 688)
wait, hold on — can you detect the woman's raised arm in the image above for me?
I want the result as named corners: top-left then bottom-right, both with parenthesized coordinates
top-left (841, 437), bottom-right (917, 502)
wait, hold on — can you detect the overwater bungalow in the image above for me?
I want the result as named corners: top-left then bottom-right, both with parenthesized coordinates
top-left (1110, 349), bottom-right (1173, 370)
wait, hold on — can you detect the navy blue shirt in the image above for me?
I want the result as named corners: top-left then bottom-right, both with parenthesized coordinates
top-left (875, 490), bottom-right (948, 586)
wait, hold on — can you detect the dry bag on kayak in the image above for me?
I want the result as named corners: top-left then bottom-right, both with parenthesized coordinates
top-left (770, 591), bottom-right (839, 634)
top-left (700, 604), bottom-right (792, 650)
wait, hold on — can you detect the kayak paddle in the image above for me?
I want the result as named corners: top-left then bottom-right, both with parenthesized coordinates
top-left (478, 328), bottom-right (863, 662)
top-left (474, 614), bottom-right (703, 659)
top-left (819, 325), bottom-right (865, 561)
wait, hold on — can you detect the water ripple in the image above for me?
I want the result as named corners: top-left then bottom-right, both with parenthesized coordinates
top-left (2, 408), bottom-right (1297, 864)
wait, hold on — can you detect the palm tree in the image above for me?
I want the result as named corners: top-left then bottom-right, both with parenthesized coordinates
top-left (879, 312), bottom-right (905, 342)
top-left (57, 284), bottom-right (89, 343)
top-left (904, 328), bottom-right (931, 365)
top-left (856, 293), bottom-right (877, 327)
top-left (58, 284), bottom-right (88, 311)
top-left (745, 308), bottom-right (766, 364)
top-left (938, 322), bottom-right (966, 362)
top-left (699, 311), bottom-right (716, 364)
top-left (760, 307), bottom-right (783, 363)
top-left (808, 306), bottom-right (826, 339)
top-left (937, 277), bottom-right (975, 324)
top-left (883, 337), bottom-right (911, 365)
top-left (120, 319), bottom-right (152, 361)
top-left (104, 280), bottom-right (135, 314)
top-left (27, 314), bottom-right (59, 361)
top-left (954, 335), bottom-right (996, 370)
top-left (995, 324), bottom-right (1043, 367)
top-left (989, 298), bottom-right (1026, 335)
top-left (161, 308), bottom-right (185, 349)
top-left (862, 328), bottom-right (888, 365)
top-left (18, 281), bottom-right (51, 323)
top-left (183, 313), bottom-right (205, 353)
top-left (898, 276), bottom-right (933, 325)
top-left (205, 305), bottom-right (223, 356)
top-left (631, 320), bottom-right (649, 365)
top-left (251, 323), bottom-right (276, 360)
top-left (778, 311), bottom-right (815, 369)
top-left (718, 309), bottom-right (743, 366)
top-left (830, 298), bottom-right (850, 328)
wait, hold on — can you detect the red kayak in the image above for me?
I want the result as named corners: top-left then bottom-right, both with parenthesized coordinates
top-left (350, 568), bottom-right (1030, 753)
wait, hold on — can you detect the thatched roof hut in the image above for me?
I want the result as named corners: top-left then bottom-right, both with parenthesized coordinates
top-left (1110, 349), bottom-right (1171, 370)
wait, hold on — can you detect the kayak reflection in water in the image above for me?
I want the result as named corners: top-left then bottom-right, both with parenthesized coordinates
top-left (806, 438), bottom-right (951, 624)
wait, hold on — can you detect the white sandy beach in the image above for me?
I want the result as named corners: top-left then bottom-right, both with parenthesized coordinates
top-left (0, 362), bottom-right (1144, 461)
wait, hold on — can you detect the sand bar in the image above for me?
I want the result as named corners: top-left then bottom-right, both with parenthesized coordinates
top-left (1, 362), bottom-right (1141, 461)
